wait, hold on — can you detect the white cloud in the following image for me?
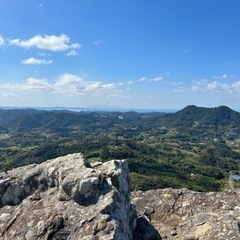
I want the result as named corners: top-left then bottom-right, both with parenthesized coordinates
top-left (222, 74), bottom-right (228, 79)
top-left (164, 72), bottom-right (171, 75)
top-left (9, 34), bottom-right (81, 52)
top-left (0, 35), bottom-right (4, 47)
top-left (172, 87), bottom-right (186, 93)
top-left (85, 82), bottom-right (114, 91)
top-left (0, 74), bottom-right (131, 102)
top-left (54, 74), bottom-right (85, 95)
top-left (38, 4), bottom-right (43, 7)
top-left (0, 91), bottom-right (18, 98)
top-left (212, 73), bottom-right (236, 80)
top-left (94, 40), bottom-right (104, 45)
top-left (172, 81), bottom-right (183, 86)
top-left (139, 77), bottom-right (146, 81)
top-left (149, 76), bottom-right (163, 82)
top-left (1, 77), bottom-right (52, 92)
top-left (192, 79), bottom-right (237, 93)
top-left (26, 77), bottom-right (52, 91)
top-left (231, 81), bottom-right (240, 93)
top-left (139, 75), bottom-right (164, 82)
top-left (21, 57), bottom-right (53, 65)
top-left (65, 50), bottom-right (79, 56)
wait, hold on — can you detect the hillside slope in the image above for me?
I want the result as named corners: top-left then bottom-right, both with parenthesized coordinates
top-left (0, 106), bottom-right (240, 192)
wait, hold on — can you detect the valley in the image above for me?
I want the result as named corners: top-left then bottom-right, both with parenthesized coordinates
top-left (0, 105), bottom-right (240, 192)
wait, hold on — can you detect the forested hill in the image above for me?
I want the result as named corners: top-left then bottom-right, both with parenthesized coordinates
top-left (0, 108), bottom-right (165, 131)
top-left (0, 106), bottom-right (240, 192)
top-left (0, 105), bottom-right (239, 131)
top-left (162, 105), bottom-right (240, 127)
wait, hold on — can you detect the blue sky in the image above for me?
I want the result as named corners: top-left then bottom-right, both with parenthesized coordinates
top-left (1, 0), bottom-right (240, 110)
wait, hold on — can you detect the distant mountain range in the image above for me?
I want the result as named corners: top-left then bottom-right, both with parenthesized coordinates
top-left (1, 105), bottom-right (240, 192)
top-left (0, 105), bottom-right (240, 131)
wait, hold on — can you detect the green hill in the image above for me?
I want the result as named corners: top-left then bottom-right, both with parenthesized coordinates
top-left (0, 106), bottom-right (240, 192)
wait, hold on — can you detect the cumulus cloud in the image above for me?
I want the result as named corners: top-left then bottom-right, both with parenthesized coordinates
top-left (26, 77), bottom-right (52, 91)
top-left (21, 57), bottom-right (53, 65)
top-left (0, 90), bottom-right (18, 98)
top-left (1, 78), bottom-right (52, 92)
top-left (191, 79), bottom-right (238, 93)
top-left (9, 34), bottom-right (81, 51)
top-left (65, 50), bottom-right (79, 56)
top-left (0, 74), bottom-right (129, 99)
top-left (54, 74), bottom-right (84, 95)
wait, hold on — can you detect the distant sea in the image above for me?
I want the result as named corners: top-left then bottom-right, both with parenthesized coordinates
top-left (0, 106), bottom-right (178, 113)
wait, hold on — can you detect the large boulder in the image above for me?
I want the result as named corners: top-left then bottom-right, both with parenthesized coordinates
top-left (132, 188), bottom-right (240, 240)
top-left (0, 153), bottom-right (137, 240)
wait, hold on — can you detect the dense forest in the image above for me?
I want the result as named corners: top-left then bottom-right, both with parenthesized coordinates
top-left (0, 105), bottom-right (240, 192)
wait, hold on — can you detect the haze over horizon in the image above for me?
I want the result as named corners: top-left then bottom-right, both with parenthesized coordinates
top-left (1, 0), bottom-right (240, 110)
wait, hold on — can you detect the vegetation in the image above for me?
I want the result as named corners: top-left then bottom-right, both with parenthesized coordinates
top-left (0, 105), bottom-right (240, 192)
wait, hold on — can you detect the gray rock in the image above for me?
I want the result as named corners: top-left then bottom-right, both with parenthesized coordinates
top-left (0, 153), bottom-right (137, 240)
top-left (132, 188), bottom-right (240, 240)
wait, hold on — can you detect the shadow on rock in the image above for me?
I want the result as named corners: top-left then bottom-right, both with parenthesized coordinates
top-left (133, 215), bottom-right (162, 240)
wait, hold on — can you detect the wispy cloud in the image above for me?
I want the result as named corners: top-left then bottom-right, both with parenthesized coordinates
top-left (138, 76), bottom-right (163, 82)
top-left (138, 72), bottom-right (169, 82)
top-left (9, 34), bottom-right (81, 52)
top-left (38, 4), bottom-right (43, 7)
top-left (212, 73), bottom-right (236, 80)
top-left (139, 77), bottom-right (146, 81)
top-left (21, 57), bottom-right (53, 65)
top-left (94, 40), bottom-right (104, 45)
top-left (0, 35), bottom-right (5, 47)
top-left (127, 81), bottom-right (133, 85)
top-left (65, 50), bottom-right (79, 56)
top-left (172, 87), bottom-right (187, 93)
top-left (172, 81), bottom-right (183, 86)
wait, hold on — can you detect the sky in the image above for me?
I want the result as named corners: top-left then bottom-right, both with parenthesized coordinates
top-left (1, 0), bottom-right (240, 110)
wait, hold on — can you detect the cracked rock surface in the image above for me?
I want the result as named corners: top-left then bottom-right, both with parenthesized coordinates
top-left (0, 153), bottom-right (137, 240)
top-left (132, 188), bottom-right (240, 240)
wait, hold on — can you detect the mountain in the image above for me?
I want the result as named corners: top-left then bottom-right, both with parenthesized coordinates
top-left (1, 105), bottom-right (239, 131)
top-left (0, 106), bottom-right (240, 192)
top-left (161, 105), bottom-right (240, 127)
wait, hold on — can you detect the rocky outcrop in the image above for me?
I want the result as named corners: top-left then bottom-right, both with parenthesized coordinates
top-left (0, 153), bottom-right (137, 240)
top-left (2, 153), bottom-right (239, 240)
top-left (132, 188), bottom-right (240, 240)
